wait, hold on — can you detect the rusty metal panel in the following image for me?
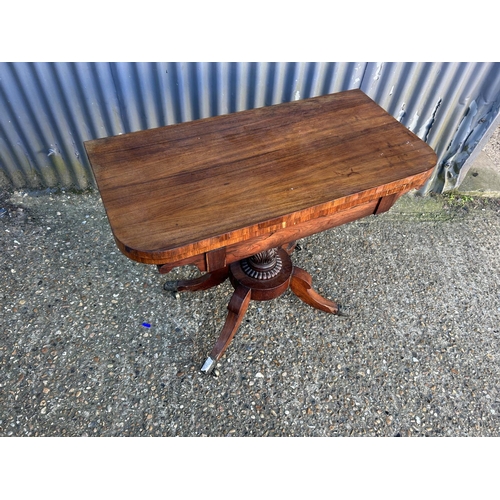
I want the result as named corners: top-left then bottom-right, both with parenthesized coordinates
top-left (1, 62), bottom-right (499, 192)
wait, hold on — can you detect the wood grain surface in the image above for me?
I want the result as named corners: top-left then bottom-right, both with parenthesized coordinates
top-left (84, 89), bottom-right (437, 264)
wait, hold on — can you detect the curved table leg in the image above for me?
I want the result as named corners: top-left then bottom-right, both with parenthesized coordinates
top-left (290, 266), bottom-right (339, 314)
top-left (282, 240), bottom-right (299, 255)
top-left (164, 266), bottom-right (229, 292)
top-left (201, 285), bottom-right (251, 374)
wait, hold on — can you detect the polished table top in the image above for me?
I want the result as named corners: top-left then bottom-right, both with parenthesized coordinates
top-left (84, 89), bottom-right (437, 266)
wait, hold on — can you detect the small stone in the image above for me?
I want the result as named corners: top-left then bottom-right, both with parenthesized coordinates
top-left (255, 372), bottom-right (264, 378)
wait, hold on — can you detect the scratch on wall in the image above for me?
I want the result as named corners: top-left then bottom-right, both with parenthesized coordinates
top-left (407, 100), bottom-right (442, 137)
top-left (408, 112), bottom-right (420, 134)
top-left (397, 103), bottom-right (406, 122)
top-left (47, 143), bottom-right (60, 157)
top-left (418, 98), bottom-right (442, 142)
top-left (441, 100), bottom-right (479, 190)
top-left (399, 98), bottom-right (442, 140)
top-left (69, 132), bottom-right (82, 162)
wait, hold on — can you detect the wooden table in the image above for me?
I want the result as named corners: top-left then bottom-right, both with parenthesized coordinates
top-left (84, 89), bottom-right (437, 374)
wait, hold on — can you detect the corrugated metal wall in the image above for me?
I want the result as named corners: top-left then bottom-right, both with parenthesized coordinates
top-left (1, 62), bottom-right (500, 193)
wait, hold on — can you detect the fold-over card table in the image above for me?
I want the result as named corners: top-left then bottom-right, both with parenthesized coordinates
top-left (84, 89), bottom-right (437, 374)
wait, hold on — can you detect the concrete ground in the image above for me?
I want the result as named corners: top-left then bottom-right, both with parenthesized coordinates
top-left (457, 124), bottom-right (500, 197)
top-left (1, 128), bottom-right (499, 437)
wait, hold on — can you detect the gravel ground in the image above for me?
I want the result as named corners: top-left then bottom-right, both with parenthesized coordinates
top-left (1, 187), bottom-right (499, 437)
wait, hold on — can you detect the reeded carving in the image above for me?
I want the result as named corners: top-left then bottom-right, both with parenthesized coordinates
top-left (242, 248), bottom-right (282, 279)
top-left (250, 248), bottom-right (278, 265)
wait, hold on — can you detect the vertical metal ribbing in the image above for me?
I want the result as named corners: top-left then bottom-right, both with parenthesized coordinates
top-left (0, 63), bottom-right (37, 186)
top-left (0, 62), bottom-right (499, 191)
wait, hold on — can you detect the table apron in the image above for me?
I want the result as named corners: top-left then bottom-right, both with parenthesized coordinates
top-left (158, 197), bottom-right (380, 274)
